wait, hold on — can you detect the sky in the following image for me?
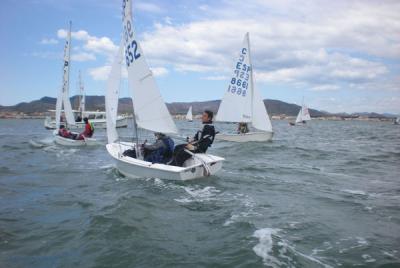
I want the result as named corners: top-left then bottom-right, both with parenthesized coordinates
top-left (0, 0), bottom-right (399, 113)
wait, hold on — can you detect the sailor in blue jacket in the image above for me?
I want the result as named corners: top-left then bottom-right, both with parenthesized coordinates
top-left (143, 132), bottom-right (174, 164)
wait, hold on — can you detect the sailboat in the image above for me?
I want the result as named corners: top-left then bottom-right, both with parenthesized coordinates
top-left (290, 99), bottom-right (311, 126)
top-left (186, 106), bottom-right (193, 121)
top-left (44, 71), bottom-right (129, 130)
top-left (394, 117), bottom-right (400, 125)
top-left (105, 1), bottom-right (224, 180)
top-left (53, 22), bottom-right (97, 146)
top-left (215, 33), bottom-right (273, 142)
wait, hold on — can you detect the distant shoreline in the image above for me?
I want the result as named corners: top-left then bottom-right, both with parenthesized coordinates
top-left (0, 113), bottom-right (394, 122)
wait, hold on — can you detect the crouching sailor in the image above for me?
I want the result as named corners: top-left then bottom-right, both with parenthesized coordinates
top-left (58, 125), bottom-right (77, 139)
top-left (143, 132), bottom-right (175, 164)
top-left (171, 110), bottom-right (215, 166)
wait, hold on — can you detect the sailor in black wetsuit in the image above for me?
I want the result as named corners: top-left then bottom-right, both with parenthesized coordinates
top-left (171, 110), bottom-right (216, 166)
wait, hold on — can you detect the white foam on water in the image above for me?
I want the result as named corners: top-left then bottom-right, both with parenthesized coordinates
top-left (29, 139), bottom-right (46, 148)
top-left (362, 254), bottom-right (376, 263)
top-left (338, 237), bottom-right (369, 253)
top-left (253, 228), bottom-right (334, 268)
top-left (223, 194), bottom-right (260, 226)
top-left (382, 250), bottom-right (397, 258)
top-left (342, 189), bottom-right (367, 196)
top-left (253, 228), bottom-right (282, 267)
top-left (99, 164), bottom-right (114, 170)
top-left (174, 186), bottom-right (221, 203)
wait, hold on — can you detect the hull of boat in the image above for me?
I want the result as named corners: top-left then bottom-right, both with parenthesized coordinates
top-left (54, 135), bottom-right (97, 146)
top-left (215, 131), bottom-right (273, 142)
top-left (106, 142), bottom-right (224, 181)
top-left (44, 117), bottom-right (129, 130)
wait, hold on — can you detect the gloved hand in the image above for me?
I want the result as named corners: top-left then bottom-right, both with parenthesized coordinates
top-left (186, 144), bottom-right (195, 151)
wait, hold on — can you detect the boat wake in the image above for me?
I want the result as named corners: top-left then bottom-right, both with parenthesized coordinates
top-left (252, 228), bottom-right (333, 268)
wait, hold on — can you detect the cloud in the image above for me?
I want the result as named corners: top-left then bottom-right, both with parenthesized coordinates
top-left (202, 75), bottom-right (229, 81)
top-left (309, 85), bottom-right (340, 92)
top-left (40, 38), bottom-right (58, 45)
top-left (151, 67), bottom-right (169, 77)
top-left (135, 0), bottom-right (399, 94)
top-left (57, 29), bottom-right (117, 57)
top-left (88, 65), bottom-right (111, 81)
top-left (135, 2), bottom-right (163, 13)
top-left (71, 52), bottom-right (96, 62)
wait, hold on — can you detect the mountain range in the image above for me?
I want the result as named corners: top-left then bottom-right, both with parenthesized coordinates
top-left (0, 95), bottom-right (392, 118)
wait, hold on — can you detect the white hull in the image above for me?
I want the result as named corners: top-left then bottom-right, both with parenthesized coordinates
top-left (45, 116), bottom-right (128, 130)
top-left (215, 131), bottom-right (273, 142)
top-left (54, 134), bottom-right (98, 146)
top-left (106, 142), bottom-right (224, 181)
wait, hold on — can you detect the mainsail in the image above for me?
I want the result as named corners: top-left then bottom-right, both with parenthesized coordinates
top-left (61, 22), bottom-right (75, 126)
top-left (56, 22), bottom-right (75, 129)
top-left (295, 103), bottom-right (311, 123)
top-left (122, 0), bottom-right (177, 134)
top-left (186, 106), bottom-right (193, 121)
top-left (105, 43), bottom-right (123, 144)
top-left (78, 71), bottom-right (85, 114)
top-left (216, 33), bottom-right (272, 132)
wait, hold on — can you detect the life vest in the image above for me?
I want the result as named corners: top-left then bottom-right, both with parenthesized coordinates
top-left (161, 137), bottom-right (174, 161)
top-left (144, 137), bottom-right (174, 164)
top-left (89, 122), bottom-right (94, 134)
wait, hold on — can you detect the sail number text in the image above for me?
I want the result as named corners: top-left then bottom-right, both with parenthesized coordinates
top-left (228, 47), bottom-right (251, 97)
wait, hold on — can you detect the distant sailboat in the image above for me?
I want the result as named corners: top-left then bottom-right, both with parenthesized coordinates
top-left (53, 22), bottom-right (97, 146)
top-left (215, 33), bottom-right (273, 142)
top-left (186, 106), bottom-right (193, 121)
top-left (290, 98), bottom-right (311, 126)
top-left (44, 71), bottom-right (129, 130)
top-left (105, 0), bottom-right (224, 180)
top-left (394, 117), bottom-right (400, 125)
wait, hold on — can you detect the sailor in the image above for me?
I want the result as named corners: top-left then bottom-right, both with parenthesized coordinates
top-left (76, 117), bottom-right (94, 140)
top-left (143, 132), bottom-right (174, 164)
top-left (58, 125), bottom-right (76, 139)
top-left (237, 122), bottom-right (249, 134)
top-left (171, 110), bottom-right (215, 166)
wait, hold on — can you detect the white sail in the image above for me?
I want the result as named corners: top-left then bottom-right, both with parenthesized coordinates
top-left (61, 22), bottom-right (75, 126)
top-left (217, 33), bottom-right (272, 132)
top-left (186, 106), bottom-right (193, 121)
top-left (106, 43), bottom-right (123, 144)
top-left (216, 34), bottom-right (252, 123)
top-left (251, 85), bottom-right (273, 132)
top-left (78, 71), bottom-right (85, 113)
top-left (295, 103), bottom-right (311, 123)
top-left (122, 1), bottom-right (177, 134)
top-left (303, 106), bottom-right (311, 121)
top-left (55, 90), bottom-right (63, 129)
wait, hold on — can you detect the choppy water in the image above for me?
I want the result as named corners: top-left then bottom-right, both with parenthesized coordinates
top-left (0, 119), bottom-right (399, 267)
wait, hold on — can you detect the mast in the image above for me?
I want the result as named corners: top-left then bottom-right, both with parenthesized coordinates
top-left (247, 32), bottom-right (255, 122)
top-left (132, 106), bottom-right (141, 158)
top-left (78, 70), bottom-right (85, 115)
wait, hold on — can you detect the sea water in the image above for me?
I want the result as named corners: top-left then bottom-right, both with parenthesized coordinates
top-left (0, 119), bottom-right (399, 267)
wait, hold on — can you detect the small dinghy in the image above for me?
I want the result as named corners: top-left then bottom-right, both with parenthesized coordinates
top-left (52, 22), bottom-right (97, 147)
top-left (186, 106), bottom-right (193, 122)
top-left (54, 135), bottom-right (97, 147)
top-left (215, 33), bottom-right (273, 142)
top-left (290, 98), bottom-right (311, 126)
top-left (105, 1), bottom-right (224, 180)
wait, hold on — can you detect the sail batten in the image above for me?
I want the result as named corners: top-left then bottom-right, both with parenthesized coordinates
top-left (122, 1), bottom-right (177, 134)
